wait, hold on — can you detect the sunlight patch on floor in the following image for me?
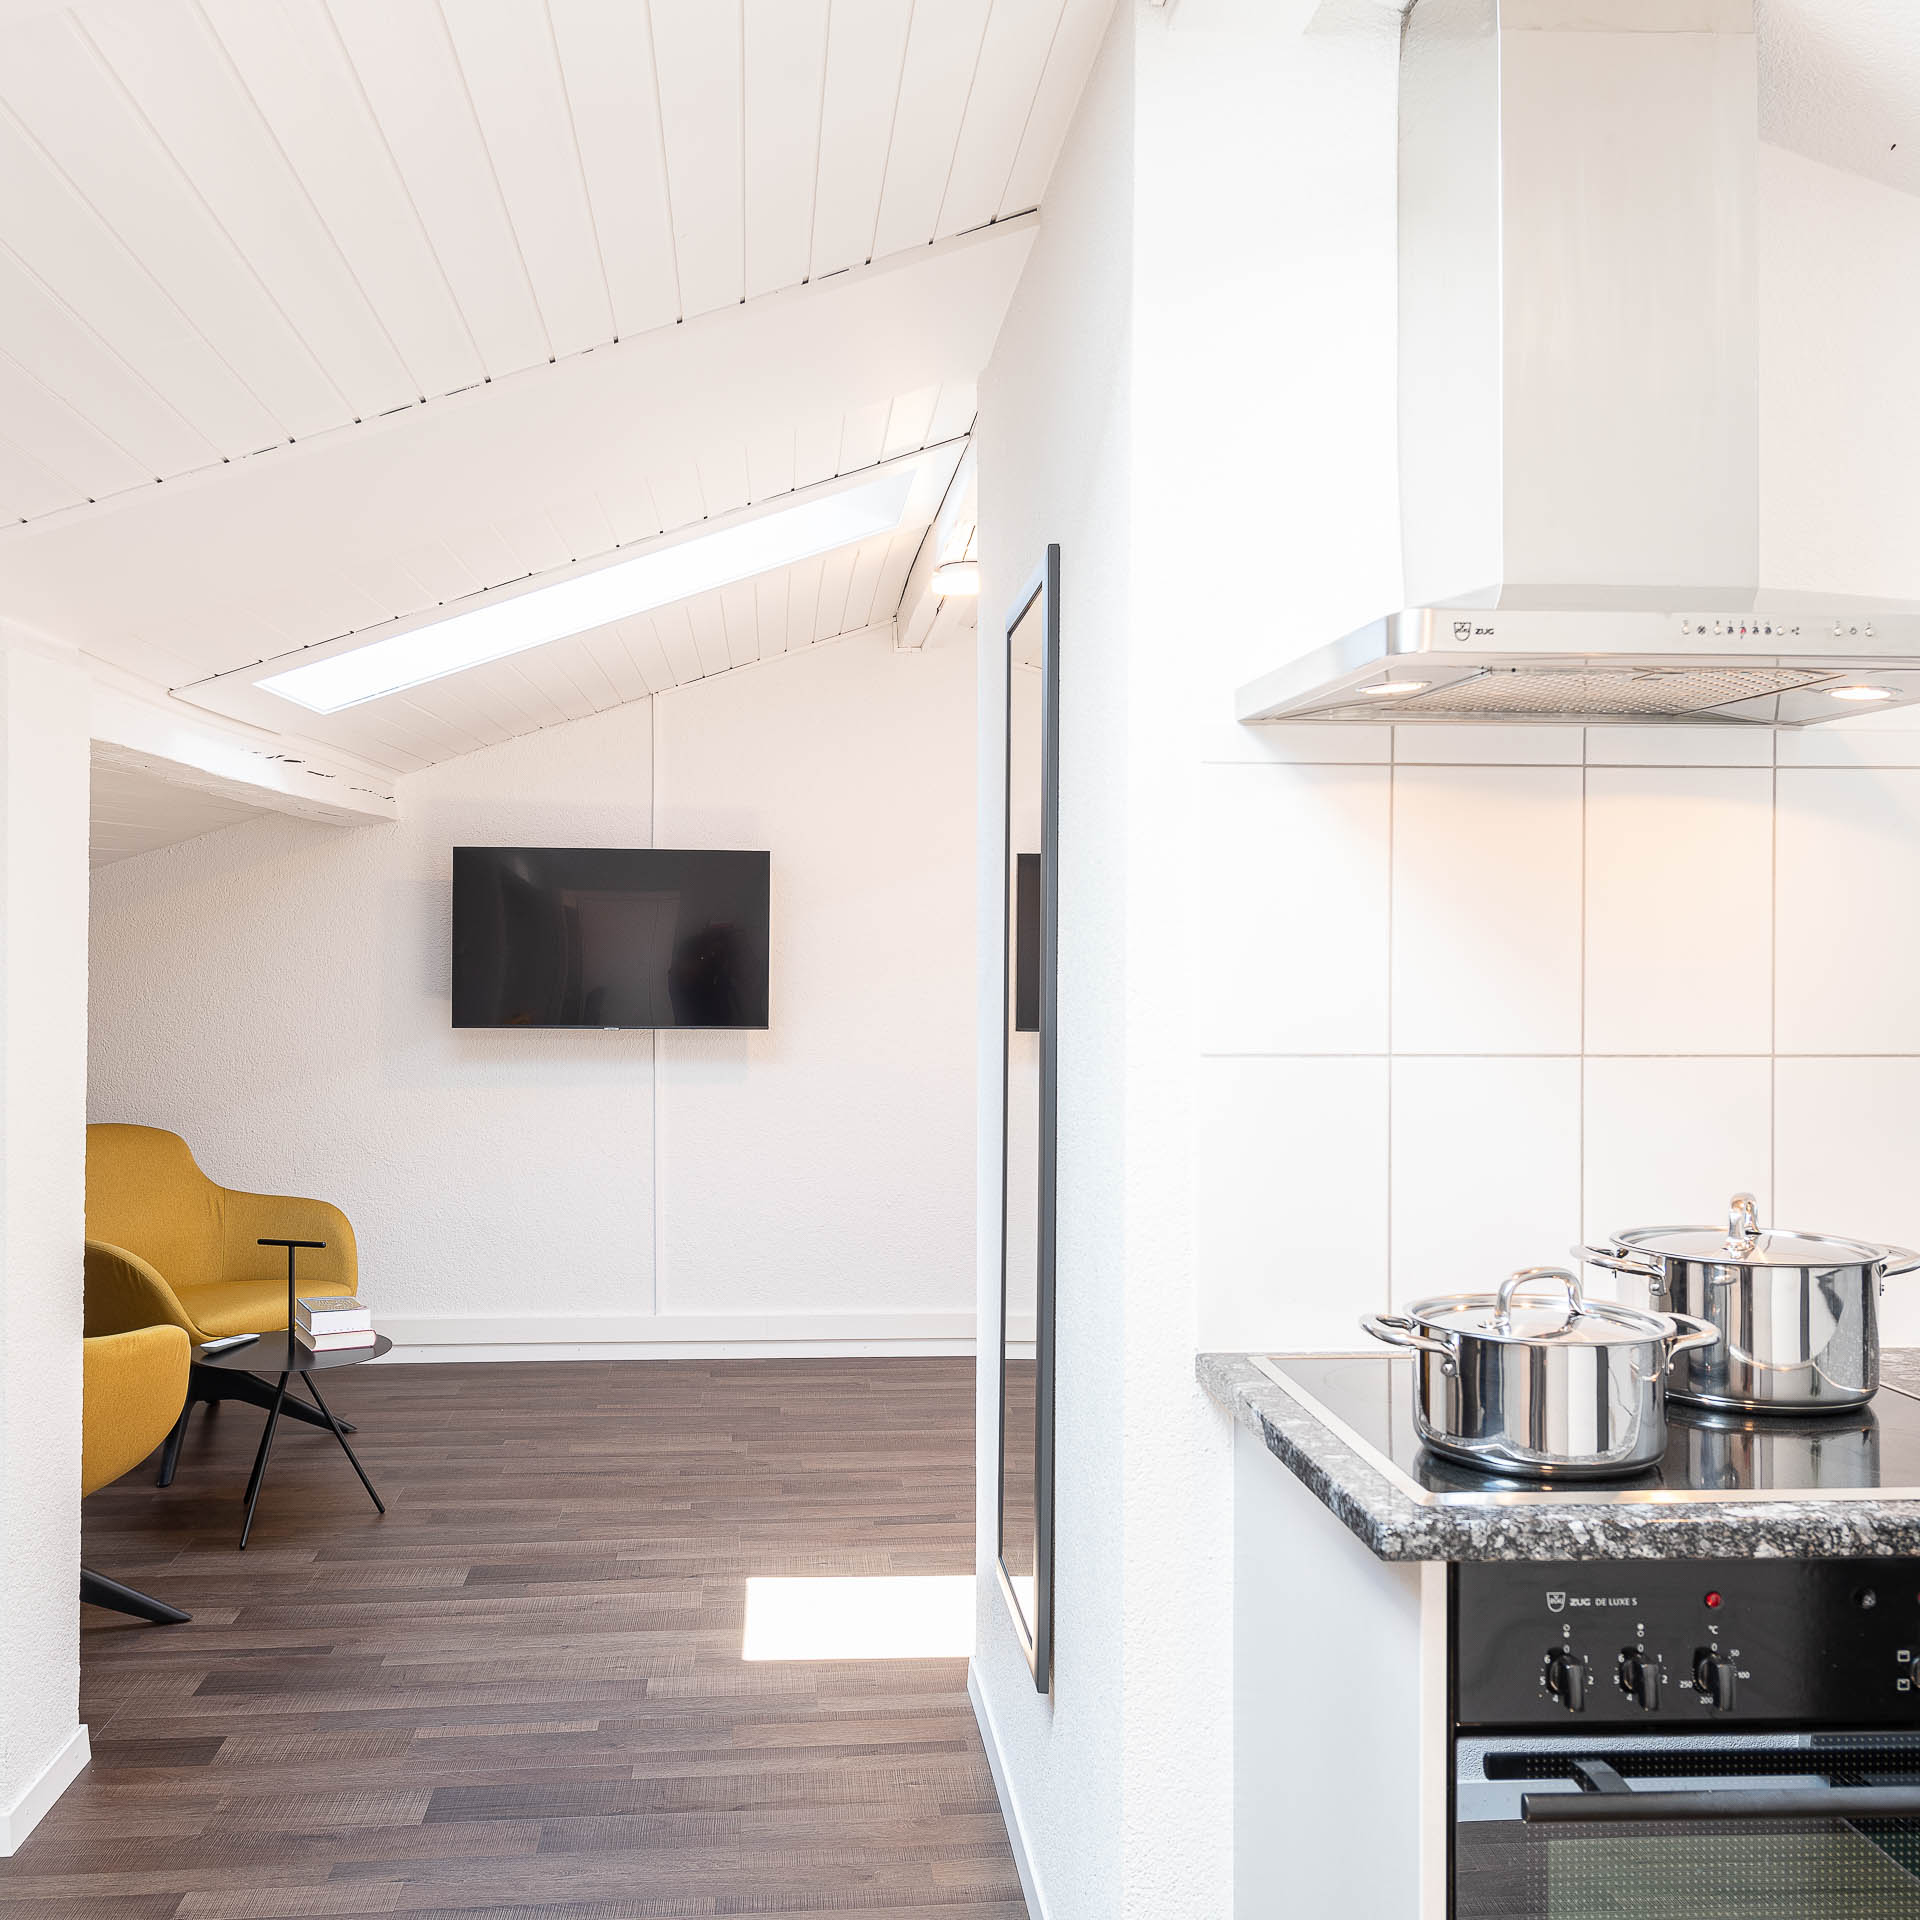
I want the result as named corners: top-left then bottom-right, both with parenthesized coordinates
top-left (741, 1574), bottom-right (976, 1660)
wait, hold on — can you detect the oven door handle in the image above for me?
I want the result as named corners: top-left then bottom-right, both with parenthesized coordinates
top-left (1524, 1782), bottom-right (1920, 1824)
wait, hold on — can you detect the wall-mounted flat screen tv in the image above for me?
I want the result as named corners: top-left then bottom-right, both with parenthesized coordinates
top-left (452, 847), bottom-right (770, 1030)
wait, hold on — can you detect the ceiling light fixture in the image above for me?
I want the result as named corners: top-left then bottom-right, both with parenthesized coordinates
top-left (1829, 684), bottom-right (1896, 703)
top-left (256, 466), bottom-right (919, 714)
top-left (932, 559), bottom-right (980, 597)
top-left (1360, 680), bottom-right (1430, 698)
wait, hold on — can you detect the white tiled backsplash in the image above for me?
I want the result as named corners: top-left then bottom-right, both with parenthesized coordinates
top-left (1197, 717), bottom-right (1920, 1353)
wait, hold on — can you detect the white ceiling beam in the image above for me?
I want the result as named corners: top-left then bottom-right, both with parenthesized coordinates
top-left (893, 440), bottom-right (978, 652)
top-left (89, 660), bottom-right (396, 825)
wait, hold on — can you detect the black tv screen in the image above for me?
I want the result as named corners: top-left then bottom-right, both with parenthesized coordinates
top-left (452, 847), bottom-right (770, 1029)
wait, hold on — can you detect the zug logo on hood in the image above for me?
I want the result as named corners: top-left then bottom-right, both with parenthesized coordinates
top-left (1546, 1591), bottom-right (1566, 1613)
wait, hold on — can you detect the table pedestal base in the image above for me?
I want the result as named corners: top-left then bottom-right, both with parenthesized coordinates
top-left (160, 1360), bottom-right (356, 1487)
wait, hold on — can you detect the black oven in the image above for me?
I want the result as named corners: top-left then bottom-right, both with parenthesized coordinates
top-left (1453, 1559), bottom-right (1920, 1918)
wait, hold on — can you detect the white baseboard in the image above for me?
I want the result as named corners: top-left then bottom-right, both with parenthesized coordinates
top-left (1, 1723), bottom-right (88, 1857)
top-left (969, 1664), bottom-right (1047, 1920)
top-left (382, 1338), bottom-right (978, 1362)
top-left (373, 1309), bottom-right (986, 1362)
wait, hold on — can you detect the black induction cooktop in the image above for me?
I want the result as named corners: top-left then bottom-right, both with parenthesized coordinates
top-left (1256, 1353), bottom-right (1920, 1506)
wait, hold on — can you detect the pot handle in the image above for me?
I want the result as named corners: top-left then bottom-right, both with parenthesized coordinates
top-left (1493, 1265), bottom-right (1584, 1332)
top-left (1881, 1246), bottom-right (1920, 1279)
top-left (1360, 1313), bottom-right (1457, 1374)
top-left (1665, 1312), bottom-right (1721, 1360)
top-left (1724, 1190), bottom-right (1762, 1255)
top-left (1574, 1242), bottom-right (1666, 1292)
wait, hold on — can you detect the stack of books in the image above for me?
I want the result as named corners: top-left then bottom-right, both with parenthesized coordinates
top-left (295, 1295), bottom-right (375, 1352)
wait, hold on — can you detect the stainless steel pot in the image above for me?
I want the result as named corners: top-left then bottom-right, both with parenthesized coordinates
top-left (1361, 1266), bottom-right (1717, 1479)
top-left (1579, 1192), bottom-right (1920, 1415)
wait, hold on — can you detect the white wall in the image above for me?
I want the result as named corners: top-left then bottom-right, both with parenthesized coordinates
top-left (972, 4), bottom-right (1407, 1912)
top-left (1120, 4), bottom-right (1405, 1912)
top-left (1760, 143), bottom-right (1920, 601)
top-left (0, 633), bottom-right (91, 1851)
top-left (972, 9), bottom-right (1133, 1919)
top-left (86, 626), bottom-right (976, 1352)
top-left (652, 629), bottom-right (977, 1322)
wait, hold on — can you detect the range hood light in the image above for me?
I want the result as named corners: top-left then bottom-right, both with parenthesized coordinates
top-left (1361, 680), bottom-right (1429, 698)
top-left (1829, 685), bottom-right (1897, 703)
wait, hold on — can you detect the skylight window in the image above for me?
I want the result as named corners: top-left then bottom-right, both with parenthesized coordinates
top-left (257, 465), bottom-right (918, 714)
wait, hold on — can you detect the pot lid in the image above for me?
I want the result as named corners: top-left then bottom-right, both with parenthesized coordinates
top-left (1612, 1192), bottom-right (1900, 1270)
top-left (1411, 1266), bottom-right (1675, 1348)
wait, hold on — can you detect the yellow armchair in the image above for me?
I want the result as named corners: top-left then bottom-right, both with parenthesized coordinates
top-left (82, 1325), bottom-right (192, 1624)
top-left (85, 1124), bottom-right (362, 1482)
top-left (85, 1124), bottom-right (357, 1340)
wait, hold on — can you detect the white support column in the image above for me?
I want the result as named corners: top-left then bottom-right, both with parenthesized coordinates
top-left (0, 627), bottom-right (93, 1853)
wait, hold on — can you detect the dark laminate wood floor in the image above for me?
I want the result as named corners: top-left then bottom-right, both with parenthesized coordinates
top-left (3, 1358), bottom-right (1025, 1920)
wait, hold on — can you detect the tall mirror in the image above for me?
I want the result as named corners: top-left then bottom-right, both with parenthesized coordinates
top-left (997, 545), bottom-right (1058, 1692)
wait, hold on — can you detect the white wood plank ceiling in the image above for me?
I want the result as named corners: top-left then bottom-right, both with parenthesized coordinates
top-left (2, 214), bottom-right (1031, 772)
top-left (0, 0), bottom-right (1110, 528)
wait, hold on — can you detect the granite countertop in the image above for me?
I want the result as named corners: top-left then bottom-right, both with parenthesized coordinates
top-left (1199, 1348), bottom-right (1920, 1564)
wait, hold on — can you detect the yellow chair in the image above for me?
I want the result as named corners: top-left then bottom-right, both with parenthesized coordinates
top-left (82, 1325), bottom-right (193, 1624)
top-left (85, 1124), bottom-right (361, 1484)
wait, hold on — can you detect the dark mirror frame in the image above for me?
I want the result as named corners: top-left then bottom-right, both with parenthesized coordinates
top-left (996, 544), bottom-right (1059, 1693)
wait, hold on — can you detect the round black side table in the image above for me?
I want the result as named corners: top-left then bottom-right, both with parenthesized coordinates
top-left (196, 1331), bottom-right (392, 1548)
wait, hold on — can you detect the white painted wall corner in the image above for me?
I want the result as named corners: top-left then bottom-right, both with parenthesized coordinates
top-left (969, 1663), bottom-right (1049, 1920)
top-left (1, 1725), bottom-right (89, 1857)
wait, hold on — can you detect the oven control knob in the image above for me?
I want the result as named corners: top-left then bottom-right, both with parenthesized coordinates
top-left (1619, 1650), bottom-right (1662, 1712)
top-left (1545, 1649), bottom-right (1590, 1713)
top-left (1694, 1650), bottom-right (1738, 1712)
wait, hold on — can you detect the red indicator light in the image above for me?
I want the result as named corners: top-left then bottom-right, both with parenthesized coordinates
top-left (1705, 1591), bottom-right (1723, 1609)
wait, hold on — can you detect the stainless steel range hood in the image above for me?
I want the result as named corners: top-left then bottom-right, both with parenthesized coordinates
top-left (1238, 0), bottom-right (1920, 729)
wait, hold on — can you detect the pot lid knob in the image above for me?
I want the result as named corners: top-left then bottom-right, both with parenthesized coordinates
top-left (1492, 1264), bottom-right (1585, 1335)
top-left (1725, 1191), bottom-right (1762, 1255)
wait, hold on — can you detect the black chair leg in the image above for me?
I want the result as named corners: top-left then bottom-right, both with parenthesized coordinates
top-left (81, 1568), bottom-right (191, 1625)
top-left (155, 1400), bottom-right (193, 1487)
